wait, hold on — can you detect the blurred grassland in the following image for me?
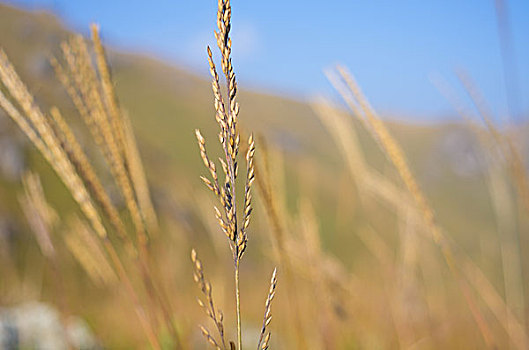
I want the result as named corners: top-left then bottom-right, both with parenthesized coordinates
top-left (0, 2), bottom-right (528, 348)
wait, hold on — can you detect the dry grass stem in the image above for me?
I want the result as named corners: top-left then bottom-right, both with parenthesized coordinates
top-left (193, 1), bottom-right (277, 349)
top-left (253, 142), bottom-right (309, 348)
top-left (0, 29), bottom-right (178, 348)
top-left (54, 34), bottom-right (149, 247)
top-left (457, 70), bottom-right (529, 215)
top-left (328, 65), bottom-right (503, 348)
top-left (257, 268), bottom-right (277, 350)
top-left (2, 1), bottom-right (520, 348)
top-left (0, 49), bottom-right (107, 239)
top-left (48, 107), bottom-right (130, 244)
top-left (65, 216), bottom-right (118, 286)
top-left (122, 110), bottom-right (159, 233)
top-left (191, 249), bottom-right (228, 350)
top-left (19, 173), bottom-right (57, 259)
top-left (434, 72), bottom-right (527, 347)
top-left (314, 94), bottom-right (523, 348)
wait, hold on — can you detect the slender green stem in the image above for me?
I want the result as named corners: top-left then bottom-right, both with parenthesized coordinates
top-left (235, 258), bottom-right (242, 350)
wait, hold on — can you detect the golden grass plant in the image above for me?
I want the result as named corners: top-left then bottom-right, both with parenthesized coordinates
top-left (0, 1), bottom-right (527, 348)
top-left (319, 64), bottom-right (529, 348)
top-left (0, 25), bottom-right (178, 349)
top-left (254, 143), bottom-right (361, 348)
top-left (192, 1), bottom-right (278, 349)
top-left (432, 71), bottom-right (527, 349)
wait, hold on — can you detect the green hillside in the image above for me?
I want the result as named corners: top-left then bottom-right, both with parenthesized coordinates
top-left (0, 2), bottom-right (508, 256)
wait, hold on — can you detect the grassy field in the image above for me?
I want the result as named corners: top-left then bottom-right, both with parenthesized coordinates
top-left (0, 2), bottom-right (528, 349)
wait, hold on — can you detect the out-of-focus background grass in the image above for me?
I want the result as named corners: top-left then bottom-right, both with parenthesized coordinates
top-left (0, 1), bottom-right (528, 349)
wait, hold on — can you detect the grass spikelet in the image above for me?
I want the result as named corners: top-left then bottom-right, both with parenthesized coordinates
top-left (48, 107), bottom-right (129, 244)
top-left (257, 268), bottom-right (277, 350)
top-left (191, 249), bottom-right (228, 350)
top-left (0, 49), bottom-right (107, 239)
top-left (200, 325), bottom-right (223, 350)
top-left (54, 33), bottom-right (149, 247)
top-left (239, 133), bottom-right (255, 258)
top-left (91, 25), bottom-right (158, 234)
top-left (90, 24), bottom-right (127, 159)
top-left (0, 89), bottom-right (52, 161)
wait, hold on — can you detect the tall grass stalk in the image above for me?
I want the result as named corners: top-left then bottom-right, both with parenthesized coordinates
top-left (0, 25), bottom-right (181, 348)
top-left (253, 139), bottom-right (308, 348)
top-left (192, 1), bottom-right (277, 349)
top-left (433, 71), bottom-right (527, 348)
top-left (327, 65), bottom-right (503, 348)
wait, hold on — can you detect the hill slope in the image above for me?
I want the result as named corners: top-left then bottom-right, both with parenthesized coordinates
top-left (0, 2), bottom-right (522, 267)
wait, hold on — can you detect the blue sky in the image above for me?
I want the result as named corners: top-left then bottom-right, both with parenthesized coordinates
top-left (4, 0), bottom-right (529, 121)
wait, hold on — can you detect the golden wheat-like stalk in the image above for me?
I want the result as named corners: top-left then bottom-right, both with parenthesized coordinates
top-left (0, 30), bottom-right (177, 348)
top-left (121, 110), bottom-right (159, 233)
top-left (329, 65), bottom-right (501, 348)
top-left (312, 98), bottom-right (417, 221)
top-left (336, 66), bottom-right (438, 237)
top-left (48, 107), bottom-right (130, 244)
top-left (193, 1), bottom-right (277, 349)
top-left (0, 50), bottom-right (107, 239)
top-left (53, 33), bottom-right (149, 247)
top-left (54, 32), bottom-right (181, 346)
top-left (83, 31), bottom-right (179, 344)
top-left (91, 26), bottom-right (159, 243)
top-left (321, 85), bottom-right (529, 347)
top-left (91, 24), bottom-right (127, 160)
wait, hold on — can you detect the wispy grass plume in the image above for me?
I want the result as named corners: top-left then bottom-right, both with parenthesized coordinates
top-left (192, 1), bottom-right (277, 349)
